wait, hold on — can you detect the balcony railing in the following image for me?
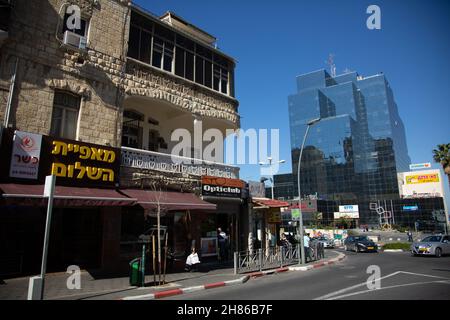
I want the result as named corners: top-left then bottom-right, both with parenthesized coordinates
top-left (121, 146), bottom-right (239, 179)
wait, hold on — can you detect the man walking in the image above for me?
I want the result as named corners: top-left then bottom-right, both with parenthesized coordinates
top-left (303, 233), bottom-right (311, 263)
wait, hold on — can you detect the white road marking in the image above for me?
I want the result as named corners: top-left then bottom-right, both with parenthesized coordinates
top-left (327, 280), bottom-right (450, 300)
top-left (314, 271), bottom-right (450, 300)
top-left (314, 271), bottom-right (401, 300)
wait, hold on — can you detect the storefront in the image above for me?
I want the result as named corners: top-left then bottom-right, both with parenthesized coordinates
top-left (0, 128), bottom-right (132, 277)
top-left (251, 198), bottom-right (289, 251)
top-left (200, 176), bottom-right (246, 259)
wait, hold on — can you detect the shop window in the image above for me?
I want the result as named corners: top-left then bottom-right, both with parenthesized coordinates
top-left (50, 91), bottom-right (80, 139)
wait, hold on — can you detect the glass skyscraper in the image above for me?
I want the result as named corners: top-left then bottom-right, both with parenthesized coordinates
top-left (288, 70), bottom-right (411, 222)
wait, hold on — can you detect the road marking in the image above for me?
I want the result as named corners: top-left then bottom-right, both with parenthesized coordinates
top-left (327, 280), bottom-right (450, 300)
top-left (315, 271), bottom-right (450, 300)
top-left (314, 271), bottom-right (401, 300)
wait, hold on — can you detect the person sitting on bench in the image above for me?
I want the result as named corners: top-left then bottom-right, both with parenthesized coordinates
top-left (185, 248), bottom-right (200, 272)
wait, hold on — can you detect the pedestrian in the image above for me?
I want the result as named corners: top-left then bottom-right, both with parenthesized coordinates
top-left (407, 230), bottom-right (413, 242)
top-left (303, 233), bottom-right (311, 262)
top-left (217, 227), bottom-right (228, 261)
top-left (185, 248), bottom-right (200, 272)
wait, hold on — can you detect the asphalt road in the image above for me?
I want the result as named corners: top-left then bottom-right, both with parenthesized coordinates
top-left (167, 249), bottom-right (450, 300)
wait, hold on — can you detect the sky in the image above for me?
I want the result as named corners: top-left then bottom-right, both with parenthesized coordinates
top-left (134, 0), bottom-right (450, 205)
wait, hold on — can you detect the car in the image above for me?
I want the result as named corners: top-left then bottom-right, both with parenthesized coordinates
top-left (344, 235), bottom-right (378, 253)
top-left (411, 235), bottom-right (450, 257)
top-left (314, 236), bottom-right (335, 248)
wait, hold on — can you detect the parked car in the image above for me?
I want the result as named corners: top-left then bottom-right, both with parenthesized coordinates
top-left (411, 235), bottom-right (450, 257)
top-left (344, 235), bottom-right (378, 253)
top-left (314, 236), bottom-right (335, 248)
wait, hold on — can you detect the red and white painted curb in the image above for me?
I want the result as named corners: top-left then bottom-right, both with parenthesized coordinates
top-left (119, 252), bottom-right (346, 300)
top-left (120, 276), bottom-right (250, 300)
top-left (288, 251), bottom-right (346, 272)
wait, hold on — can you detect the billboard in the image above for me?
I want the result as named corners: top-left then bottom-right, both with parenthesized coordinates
top-left (334, 211), bottom-right (359, 219)
top-left (405, 174), bottom-right (439, 184)
top-left (402, 205), bottom-right (419, 211)
top-left (339, 205), bottom-right (359, 213)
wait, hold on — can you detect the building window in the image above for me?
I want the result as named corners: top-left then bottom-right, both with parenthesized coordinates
top-left (122, 110), bottom-right (143, 149)
top-left (128, 12), bottom-right (234, 97)
top-left (50, 91), bottom-right (80, 139)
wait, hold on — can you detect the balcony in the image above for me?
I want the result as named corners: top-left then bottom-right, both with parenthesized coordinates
top-left (120, 146), bottom-right (239, 189)
top-left (123, 57), bottom-right (240, 129)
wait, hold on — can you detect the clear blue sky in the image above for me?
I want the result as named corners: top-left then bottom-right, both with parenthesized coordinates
top-left (135, 0), bottom-right (450, 203)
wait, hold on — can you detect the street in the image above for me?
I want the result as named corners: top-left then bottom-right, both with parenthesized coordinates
top-left (166, 250), bottom-right (450, 300)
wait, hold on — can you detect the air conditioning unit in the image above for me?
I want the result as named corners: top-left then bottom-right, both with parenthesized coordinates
top-left (63, 30), bottom-right (87, 50)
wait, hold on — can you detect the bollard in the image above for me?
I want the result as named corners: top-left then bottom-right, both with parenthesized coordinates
top-left (258, 248), bottom-right (263, 272)
top-left (234, 252), bottom-right (238, 275)
top-left (280, 246), bottom-right (284, 268)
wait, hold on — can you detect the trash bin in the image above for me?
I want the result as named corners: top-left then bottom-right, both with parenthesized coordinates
top-left (129, 258), bottom-right (142, 286)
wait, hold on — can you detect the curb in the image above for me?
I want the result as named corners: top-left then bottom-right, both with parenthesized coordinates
top-left (120, 275), bottom-right (250, 300)
top-left (382, 249), bottom-right (405, 252)
top-left (288, 251), bottom-right (346, 272)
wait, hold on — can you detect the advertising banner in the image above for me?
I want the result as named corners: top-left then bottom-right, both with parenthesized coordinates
top-left (9, 131), bottom-right (42, 180)
top-left (409, 163), bottom-right (431, 170)
top-left (405, 174), bottom-right (439, 184)
top-left (334, 211), bottom-right (359, 219)
top-left (339, 205), bottom-right (359, 213)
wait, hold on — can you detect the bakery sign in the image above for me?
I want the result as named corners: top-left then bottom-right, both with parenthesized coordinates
top-left (8, 130), bottom-right (120, 187)
top-left (201, 176), bottom-right (244, 198)
top-left (40, 136), bottom-right (120, 187)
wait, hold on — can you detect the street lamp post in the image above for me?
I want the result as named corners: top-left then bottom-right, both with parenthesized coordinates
top-left (259, 157), bottom-right (285, 200)
top-left (297, 117), bottom-right (321, 265)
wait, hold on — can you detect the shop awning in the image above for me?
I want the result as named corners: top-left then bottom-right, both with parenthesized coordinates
top-left (0, 183), bottom-right (137, 207)
top-left (120, 189), bottom-right (217, 212)
top-left (252, 198), bottom-right (289, 208)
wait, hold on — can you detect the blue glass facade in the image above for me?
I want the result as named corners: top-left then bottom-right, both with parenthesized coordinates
top-left (288, 70), bottom-right (411, 221)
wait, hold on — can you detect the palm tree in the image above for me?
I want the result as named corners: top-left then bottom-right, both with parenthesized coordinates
top-left (433, 143), bottom-right (450, 186)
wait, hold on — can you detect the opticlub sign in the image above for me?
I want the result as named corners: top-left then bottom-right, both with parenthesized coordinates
top-left (409, 163), bottom-right (431, 170)
top-left (201, 176), bottom-right (244, 198)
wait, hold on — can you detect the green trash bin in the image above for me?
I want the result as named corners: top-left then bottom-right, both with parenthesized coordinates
top-left (129, 258), bottom-right (142, 286)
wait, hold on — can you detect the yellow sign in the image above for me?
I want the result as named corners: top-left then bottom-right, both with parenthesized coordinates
top-left (406, 174), bottom-right (439, 184)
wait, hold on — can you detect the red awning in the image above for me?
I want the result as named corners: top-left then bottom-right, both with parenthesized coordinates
top-left (0, 184), bottom-right (137, 207)
top-left (120, 189), bottom-right (217, 212)
top-left (252, 198), bottom-right (289, 208)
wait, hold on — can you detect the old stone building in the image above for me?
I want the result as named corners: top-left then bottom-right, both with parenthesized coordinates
top-left (0, 0), bottom-right (244, 276)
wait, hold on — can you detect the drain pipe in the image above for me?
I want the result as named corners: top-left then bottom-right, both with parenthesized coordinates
top-left (4, 57), bottom-right (18, 128)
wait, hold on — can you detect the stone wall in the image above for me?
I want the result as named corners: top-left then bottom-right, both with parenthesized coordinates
top-left (0, 0), bottom-right (131, 146)
top-left (0, 0), bottom-right (239, 149)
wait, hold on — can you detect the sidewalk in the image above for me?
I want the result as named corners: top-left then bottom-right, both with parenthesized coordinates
top-left (0, 250), bottom-right (344, 300)
top-left (0, 260), bottom-right (239, 300)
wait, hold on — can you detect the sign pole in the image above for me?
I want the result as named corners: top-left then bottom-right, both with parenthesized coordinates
top-left (38, 175), bottom-right (56, 299)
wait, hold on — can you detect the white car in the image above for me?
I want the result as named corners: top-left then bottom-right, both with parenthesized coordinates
top-left (411, 235), bottom-right (450, 257)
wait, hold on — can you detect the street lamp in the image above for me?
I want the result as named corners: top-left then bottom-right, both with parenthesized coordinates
top-left (297, 117), bottom-right (321, 265)
top-left (259, 158), bottom-right (285, 199)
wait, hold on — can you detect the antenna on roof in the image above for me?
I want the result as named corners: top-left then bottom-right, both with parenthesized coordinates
top-left (326, 54), bottom-right (336, 77)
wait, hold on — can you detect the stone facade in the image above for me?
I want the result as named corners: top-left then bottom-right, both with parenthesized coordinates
top-left (0, 0), bottom-right (239, 149)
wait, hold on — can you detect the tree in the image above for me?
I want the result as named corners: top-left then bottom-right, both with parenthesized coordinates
top-left (433, 143), bottom-right (450, 186)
